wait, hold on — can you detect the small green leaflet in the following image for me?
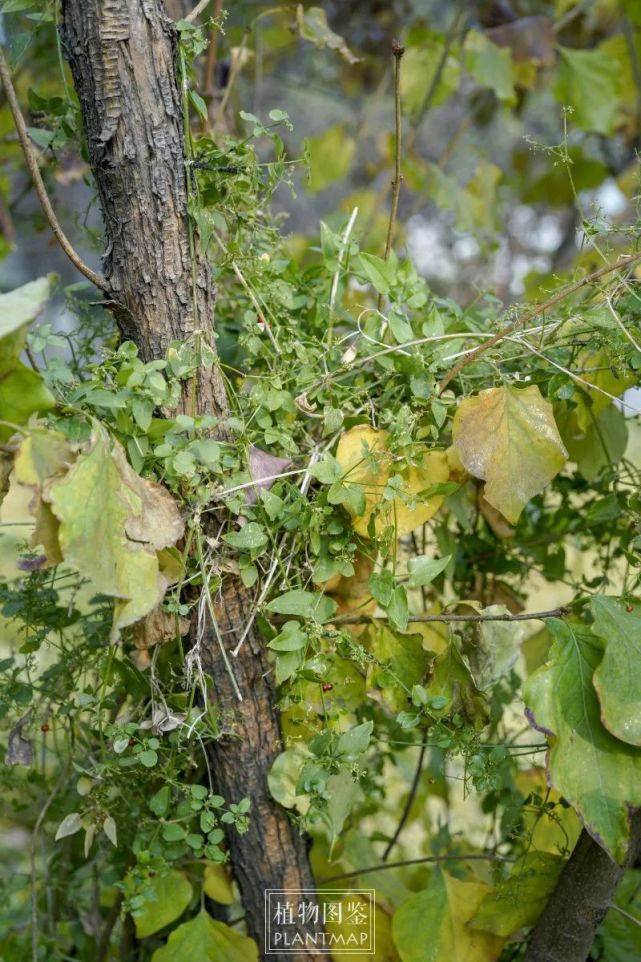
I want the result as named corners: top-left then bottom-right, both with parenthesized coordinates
top-left (266, 589), bottom-right (336, 623)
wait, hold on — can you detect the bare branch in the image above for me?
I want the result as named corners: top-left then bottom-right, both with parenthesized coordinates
top-left (0, 48), bottom-right (108, 292)
top-left (320, 852), bottom-right (514, 885)
top-left (331, 606), bottom-right (570, 627)
top-left (437, 251), bottom-right (641, 393)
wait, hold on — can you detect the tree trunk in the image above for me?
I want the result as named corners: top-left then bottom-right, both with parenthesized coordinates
top-left (524, 815), bottom-right (641, 962)
top-left (60, 3), bottom-right (322, 959)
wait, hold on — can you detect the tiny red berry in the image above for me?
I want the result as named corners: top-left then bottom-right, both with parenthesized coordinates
top-left (40, 723), bottom-right (50, 733)
top-left (627, 604), bottom-right (634, 613)
top-left (322, 683), bottom-right (334, 692)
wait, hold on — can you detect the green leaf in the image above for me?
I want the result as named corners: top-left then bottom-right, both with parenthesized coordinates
top-left (268, 746), bottom-right (311, 814)
top-left (562, 403), bottom-right (628, 482)
top-left (453, 384), bottom-right (567, 524)
top-left (203, 862), bottom-right (234, 905)
top-left (223, 522), bottom-right (268, 552)
top-left (387, 585), bottom-right (409, 631)
top-left (465, 30), bottom-right (515, 104)
top-left (469, 852), bottom-right (565, 937)
top-left (0, 276), bottom-right (51, 375)
top-left (47, 424), bottom-right (184, 636)
top-left (55, 812), bottom-right (83, 840)
top-left (407, 554), bottom-right (451, 588)
top-left (336, 720), bottom-right (373, 758)
top-left (189, 89), bottom-right (208, 123)
top-left (524, 618), bottom-right (641, 863)
top-left (368, 569), bottom-right (394, 607)
top-left (0, 361), bottom-right (55, 441)
top-left (139, 748), bottom-right (158, 767)
top-left (392, 868), bottom-right (503, 962)
top-left (266, 589), bottom-right (336, 623)
top-left (357, 252), bottom-right (397, 296)
top-left (366, 625), bottom-right (432, 713)
top-left (132, 396), bottom-right (154, 432)
top-left (133, 869), bottom-right (193, 938)
top-left (162, 823), bottom-right (187, 842)
top-left (401, 37), bottom-right (460, 116)
top-left (296, 5), bottom-right (359, 64)
top-left (149, 785), bottom-right (171, 816)
top-left (324, 769), bottom-right (362, 852)
top-left (591, 597), bottom-right (641, 747)
top-left (309, 455), bottom-right (342, 484)
top-left (555, 45), bottom-right (620, 134)
top-left (461, 606), bottom-right (525, 692)
top-left (267, 620), bottom-right (308, 652)
top-left (304, 125), bottom-right (356, 193)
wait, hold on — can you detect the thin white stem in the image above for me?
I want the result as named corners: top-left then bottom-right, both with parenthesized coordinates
top-left (607, 296), bottom-right (641, 354)
top-left (505, 335), bottom-right (641, 414)
top-left (329, 206), bottom-right (358, 315)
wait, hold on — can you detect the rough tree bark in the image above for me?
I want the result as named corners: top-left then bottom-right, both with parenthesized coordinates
top-left (60, 3), bottom-right (322, 959)
top-left (524, 814), bottom-right (641, 962)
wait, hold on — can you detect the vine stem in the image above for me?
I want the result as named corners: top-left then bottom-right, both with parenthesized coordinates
top-left (31, 769), bottom-right (69, 961)
top-left (0, 48), bottom-right (108, 292)
top-left (377, 39), bottom-right (404, 311)
top-left (437, 249), bottom-right (641, 393)
top-left (382, 741), bottom-right (427, 862)
top-left (330, 605), bottom-right (569, 627)
top-left (319, 852), bottom-right (515, 885)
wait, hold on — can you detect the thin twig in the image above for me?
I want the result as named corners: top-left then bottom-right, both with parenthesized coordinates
top-left (31, 769), bottom-right (68, 961)
top-left (0, 48), bottom-right (108, 292)
top-left (185, 0), bottom-right (211, 23)
top-left (329, 205), bottom-right (359, 328)
top-left (382, 742), bottom-right (426, 862)
top-left (377, 40), bottom-right (404, 311)
top-left (319, 852), bottom-right (514, 885)
top-left (611, 903), bottom-right (641, 929)
top-left (204, 0), bottom-right (224, 93)
top-left (330, 606), bottom-right (569, 627)
top-left (216, 27), bottom-right (250, 121)
top-left (606, 295), bottom-right (641, 354)
top-left (438, 251), bottom-right (641, 393)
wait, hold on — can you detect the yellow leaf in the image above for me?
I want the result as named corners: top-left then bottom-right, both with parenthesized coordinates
top-left (14, 429), bottom-right (72, 567)
top-left (336, 427), bottom-right (448, 538)
top-left (453, 384), bottom-right (567, 524)
top-left (325, 896), bottom-right (399, 961)
top-left (392, 869), bottom-right (504, 962)
top-left (202, 861), bottom-right (234, 905)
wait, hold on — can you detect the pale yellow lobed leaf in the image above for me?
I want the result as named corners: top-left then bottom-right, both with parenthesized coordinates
top-left (453, 384), bottom-right (567, 524)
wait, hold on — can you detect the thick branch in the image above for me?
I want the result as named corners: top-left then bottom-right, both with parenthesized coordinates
top-left (524, 813), bottom-right (641, 962)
